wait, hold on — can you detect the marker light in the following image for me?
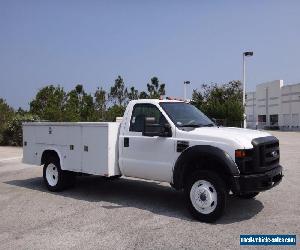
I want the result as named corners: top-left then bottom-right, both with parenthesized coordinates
top-left (235, 149), bottom-right (246, 158)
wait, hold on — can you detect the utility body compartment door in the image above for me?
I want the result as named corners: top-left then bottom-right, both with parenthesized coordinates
top-left (81, 123), bottom-right (120, 176)
top-left (81, 125), bottom-right (108, 175)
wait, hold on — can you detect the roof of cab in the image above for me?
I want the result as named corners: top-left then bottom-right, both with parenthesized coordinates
top-left (130, 99), bottom-right (184, 105)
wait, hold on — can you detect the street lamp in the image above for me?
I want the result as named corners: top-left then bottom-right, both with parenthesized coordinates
top-left (184, 81), bottom-right (190, 101)
top-left (242, 51), bottom-right (254, 128)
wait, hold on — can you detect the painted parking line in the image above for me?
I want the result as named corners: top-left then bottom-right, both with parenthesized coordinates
top-left (0, 156), bottom-right (22, 162)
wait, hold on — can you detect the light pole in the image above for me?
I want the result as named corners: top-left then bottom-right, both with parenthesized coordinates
top-left (242, 51), bottom-right (253, 128)
top-left (184, 81), bottom-right (190, 101)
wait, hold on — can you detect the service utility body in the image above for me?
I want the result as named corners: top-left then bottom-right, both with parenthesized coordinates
top-left (23, 99), bottom-right (283, 222)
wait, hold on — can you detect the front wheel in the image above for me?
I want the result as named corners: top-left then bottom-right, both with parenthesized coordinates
top-left (185, 170), bottom-right (227, 222)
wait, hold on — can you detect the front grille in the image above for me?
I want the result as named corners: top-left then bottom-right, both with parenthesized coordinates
top-left (236, 136), bottom-right (280, 174)
top-left (259, 141), bottom-right (279, 167)
top-left (252, 136), bottom-right (280, 172)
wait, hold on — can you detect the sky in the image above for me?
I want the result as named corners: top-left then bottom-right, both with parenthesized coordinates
top-left (1, 0), bottom-right (300, 109)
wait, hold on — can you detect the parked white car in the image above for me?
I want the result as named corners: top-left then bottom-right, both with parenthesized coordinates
top-left (23, 99), bottom-right (283, 222)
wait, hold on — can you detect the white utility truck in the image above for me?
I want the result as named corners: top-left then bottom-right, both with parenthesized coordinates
top-left (23, 99), bottom-right (283, 222)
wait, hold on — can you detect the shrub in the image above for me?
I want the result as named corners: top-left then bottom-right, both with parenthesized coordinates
top-left (2, 114), bottom-right (39, 146)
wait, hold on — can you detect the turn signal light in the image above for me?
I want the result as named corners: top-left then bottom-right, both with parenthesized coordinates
top-left (235, 150), bottom-right (246, 158)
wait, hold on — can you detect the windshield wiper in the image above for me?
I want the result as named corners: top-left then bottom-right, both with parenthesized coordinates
top-left (201, 123), bottom-right (215, 127)
top-left (179, 123), bottom-right (215, 128)
top-left (179, 124), bottom-right (201, 127)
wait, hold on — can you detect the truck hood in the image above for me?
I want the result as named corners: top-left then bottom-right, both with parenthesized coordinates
top-left (177, 126), bottom-right (271, 149)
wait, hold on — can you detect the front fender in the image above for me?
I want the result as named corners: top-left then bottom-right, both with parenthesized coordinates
top-left (172, 145), bottom-right (240, 190)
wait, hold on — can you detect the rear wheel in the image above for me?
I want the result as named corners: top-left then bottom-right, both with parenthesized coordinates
top-left (185, 170), bottom-right (227, 222)
top-left (237, 192), bottom-right (259, 199)
top-left (43, 157), bottom-right (75, 192)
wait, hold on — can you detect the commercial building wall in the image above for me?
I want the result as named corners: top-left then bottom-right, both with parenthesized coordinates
top-left (246, 80), bottom-right (300, 130)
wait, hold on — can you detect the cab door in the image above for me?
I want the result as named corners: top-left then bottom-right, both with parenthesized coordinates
top-left (120, 103), bottom-right (177, 182)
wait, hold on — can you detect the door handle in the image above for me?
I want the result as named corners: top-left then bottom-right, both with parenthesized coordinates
top-left (124, 137), bottom-right (129, 147)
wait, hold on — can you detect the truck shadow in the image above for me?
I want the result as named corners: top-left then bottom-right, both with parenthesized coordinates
top-left (5, 176), bottom-right (264, 224)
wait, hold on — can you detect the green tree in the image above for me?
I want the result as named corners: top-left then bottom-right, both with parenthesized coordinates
top-left (81, 93), bottom-right (95, 121)
top-left (16, 107), bottom-right (27, 116)
top-left (0, 99), bottom-right (14, 145)
top-left (94, 87), bottom-right (107, 121)
top-left (65, 84), bottom-right (96, 121)
top-left (105, 105), bottom-right (125, 122)
top-left (64, 88), bottom-right (80, 121)
top-left (127, 86), bottom-right (139, 101)
top-left (3, 113), bottom-right (39, 146)
top-left (108, 76), bottom-right (128, 106)
top-left (191, 80), bottom-right (244, 127)
top-left (30, 85), bottom-right (66, 121)
top-left (146, 77), bottom-right (165, 99)
top-left (139, 91), bottom-right (148, 99)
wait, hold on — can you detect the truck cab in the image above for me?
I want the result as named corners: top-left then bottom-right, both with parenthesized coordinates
top-left (23, 99), bottom-right (283, 222)
top-left (118, 99), bottom-right (282, 221)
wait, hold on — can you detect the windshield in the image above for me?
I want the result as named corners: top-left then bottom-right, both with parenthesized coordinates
top-left (160, 102), bottom-right (214, 128)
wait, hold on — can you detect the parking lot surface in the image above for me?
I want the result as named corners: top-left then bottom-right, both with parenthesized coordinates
top-left (0, 131), bottom-right (299, 249)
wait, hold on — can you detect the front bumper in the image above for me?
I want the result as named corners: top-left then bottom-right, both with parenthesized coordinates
top-left (232, 165), bottom-right (283, 194)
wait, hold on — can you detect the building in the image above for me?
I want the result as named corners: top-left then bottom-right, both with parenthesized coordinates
top-left (246, 80), bottom-right (300, 130)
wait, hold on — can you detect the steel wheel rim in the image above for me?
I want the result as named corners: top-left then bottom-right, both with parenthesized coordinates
top-left (190, 179), bottom-right (217, 214)
top-left (46, 163), bottom-right (59, 186)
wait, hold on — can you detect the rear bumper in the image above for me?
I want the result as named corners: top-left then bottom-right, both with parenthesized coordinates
top-left (232, 165), bottom-right (283, 194)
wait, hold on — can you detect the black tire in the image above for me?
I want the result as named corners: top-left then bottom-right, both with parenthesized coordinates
top-left (237, 192), bottom-right (259, 199)
top-left (184, 170), bottom-right (227, 223)
top-left (43, 156), bottom-right (75, 192)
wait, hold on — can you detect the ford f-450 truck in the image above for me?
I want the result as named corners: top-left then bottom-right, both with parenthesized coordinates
top-left (22, 99), bottom-right (283, 222)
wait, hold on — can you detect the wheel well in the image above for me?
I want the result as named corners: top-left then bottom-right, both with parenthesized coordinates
top-left (41, 150), bottom-right (60, 166)
top-left (184, 155), bottom-right (232, 189)
top-left (173, 150), bottom-right (234, 191)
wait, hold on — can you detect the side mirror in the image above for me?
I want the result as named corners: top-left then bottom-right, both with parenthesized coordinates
top-left (142, 117), bottom-right (172, 137)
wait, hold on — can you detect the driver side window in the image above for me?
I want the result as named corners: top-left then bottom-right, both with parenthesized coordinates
top-left (129, 104), bottom-right (168, 132)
